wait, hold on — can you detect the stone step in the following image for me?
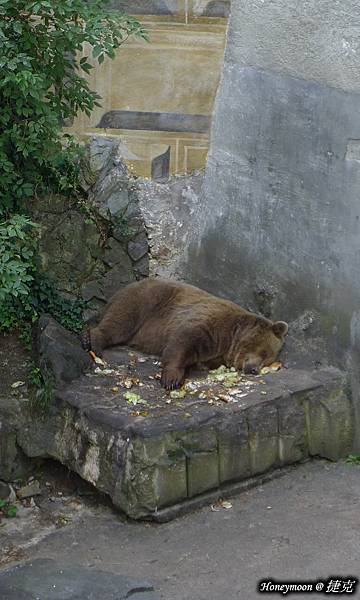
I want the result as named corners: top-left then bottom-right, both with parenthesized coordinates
top-left (16, 337), bottom-right (353, 520)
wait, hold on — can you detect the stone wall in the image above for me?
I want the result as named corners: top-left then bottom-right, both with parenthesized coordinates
top-left (184, 0), bottom-right (360, 446)
top-left (31, 137), bottom-right (149, 320)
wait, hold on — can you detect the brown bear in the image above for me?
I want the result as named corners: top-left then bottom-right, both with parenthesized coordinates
top-left (83, 278), bottom-right (288, 390)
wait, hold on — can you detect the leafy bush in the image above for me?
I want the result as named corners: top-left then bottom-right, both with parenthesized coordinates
top-left (0, 214), bottom-right (39, 303)
top-left (0, 268), bottom-right (87, 341)
top-left (0, 0), bottom-right (146, 217)
top-left (346, 454), bottom-right (360, 465)
top-left (0, 499), bottom-right (17, 518)
top-left (0, 1), bottom-right (145, 336)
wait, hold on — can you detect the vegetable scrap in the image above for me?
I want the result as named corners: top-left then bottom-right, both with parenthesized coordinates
top-left (94, 367), bottom-right (114, 375)
top-left (124, 391), bottom-right (149, 406)
top-left (170, 388), bottom-right (187, 399)
top-left (207, 365), bottom-right (240, 387)
top-left (11, 381), bottom-right (26, 388)
top-left (211, 499), bottom-right (233, 511)
top-left (260, 362), bottom-right (283, 375)
top-left (89, 351), bottom-right (106, 366)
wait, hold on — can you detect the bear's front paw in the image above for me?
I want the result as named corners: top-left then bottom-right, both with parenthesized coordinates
top-left (161, 366), bottom-right (185, 391)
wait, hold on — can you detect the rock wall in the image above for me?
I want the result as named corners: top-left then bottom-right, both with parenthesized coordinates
top-left (185, 1), bottom-right (360, 444)
top-left (30, 135), bottom-right (202, 319)
top-left (31, 137), bottom-right (149, 320)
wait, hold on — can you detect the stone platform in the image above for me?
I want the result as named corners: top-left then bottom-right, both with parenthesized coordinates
top-left (15, 330), bottom-right (354, 520)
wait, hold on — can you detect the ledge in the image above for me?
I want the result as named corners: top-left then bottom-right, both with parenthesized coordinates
top-left (16, 343), bottom-right (354, 520)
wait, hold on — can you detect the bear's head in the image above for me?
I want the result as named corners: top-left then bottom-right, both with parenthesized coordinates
top-left (232, 318), bottom-right (288, 375)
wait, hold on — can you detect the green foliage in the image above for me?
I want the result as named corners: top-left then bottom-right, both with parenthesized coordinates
top-left (0, 268), bottom-right (87, 338)
top-left (346, 454), bottom-right (360, 465)
top-left (0, 1), bottom-right (144, 337)
top-left (0, 498), bottom-right (18, 518)
top-left (0, 0), bottom-right (146, 217)
top-left (0, 213), bottom-right (86, 338)
top-left (0, 214), bottom-right (39, 302)
top-left (28, 362), bottom-right (42, 387)
top-left (29, 367), bottom-right (54, 418)
top-left (28, 359), bottom-right (54, 418)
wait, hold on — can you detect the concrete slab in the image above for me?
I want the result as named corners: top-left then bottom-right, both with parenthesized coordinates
top-left (16, 346), bottom-right (354, 520)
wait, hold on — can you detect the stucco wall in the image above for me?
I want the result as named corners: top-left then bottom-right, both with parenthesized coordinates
top-left (68, 2), bottom-right (228, 178)
top-left (186, 0), bottom-right (360, 443)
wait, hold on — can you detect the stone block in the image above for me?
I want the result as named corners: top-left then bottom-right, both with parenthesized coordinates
top-left (176, 428), bottom-right (219, 498)
top-left (118, 435), bottom-right (187, 517)
top-left (218, 414), bottom-right (251, 483)
top-left (0, 480), bottom-right (11, 499)
top-left (306, 385), bottom-right (354, 461)
top-left (128, 233), bottom-right (149, 262)
top-left (36, 315), bottom-right (94, 387)
top-left (101, 261), bottom-right (136, 299)
top-left (134, 255), bottom-right (150, 278)
top-left (247, 403), bottom-right (279, 475)
top-left (0, 427), bottom-right (18, 481)
top-left (103, 237), bottom-right (132, 269)
top-left (277, 395), bottom-right (308, 465)
top-left (187, 451), bottom-right (219, 498)
top-left (81, 279), bottom-right (105, 302)
top-left (0, 424), bottom-right (36, 482)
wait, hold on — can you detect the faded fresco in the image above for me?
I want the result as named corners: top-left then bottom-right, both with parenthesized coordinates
top-left (108, 1), bottom-right (230, 17)
top-left (67, 1), bottom-right (229, 178)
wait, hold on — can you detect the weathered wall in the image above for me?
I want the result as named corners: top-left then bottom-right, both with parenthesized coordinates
top-left (68, 1), bottom-right (229, 178)
top-left (186, 1), bottom-right (360, 442)
top-left (138, 171), bottom-right (203, 278)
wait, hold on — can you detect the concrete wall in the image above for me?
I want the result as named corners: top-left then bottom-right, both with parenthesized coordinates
top-left (186, 0), bottom-right (360, 442)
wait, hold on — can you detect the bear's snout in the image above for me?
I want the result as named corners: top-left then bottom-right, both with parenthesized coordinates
top-left (243, 361), bottom-right (260, 376)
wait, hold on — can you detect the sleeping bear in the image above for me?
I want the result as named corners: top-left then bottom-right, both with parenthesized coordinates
top-left (82, 278), bottom-right (288, 390)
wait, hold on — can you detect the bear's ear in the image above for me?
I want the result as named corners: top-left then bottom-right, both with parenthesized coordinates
top-left (273, 321), bottom-right (288, 338)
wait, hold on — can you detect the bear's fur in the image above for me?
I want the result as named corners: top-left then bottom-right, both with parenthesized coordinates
top-left (83, 278), bottom-right (288, 390)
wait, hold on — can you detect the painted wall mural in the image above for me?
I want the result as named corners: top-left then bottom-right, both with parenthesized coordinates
top-left (108, 1), bottom-right (230, 17)
top-left (67, 1), bottom-right (229, 178)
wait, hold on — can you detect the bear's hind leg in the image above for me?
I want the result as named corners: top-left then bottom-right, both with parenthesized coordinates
top-left (89, 317), bottom-right (136, 356)
top-left (87, 299), bottom-right (141, 356)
